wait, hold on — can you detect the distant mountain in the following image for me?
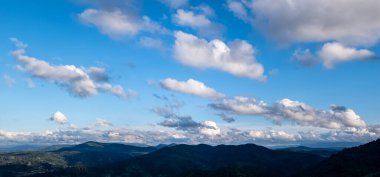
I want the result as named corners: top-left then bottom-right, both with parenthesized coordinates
top-left (278, 146), bottom-right (341, 157)
top-left (302, 139), bottom-right (380, 177)
top-left (0, 141), bottom-right (157, 177)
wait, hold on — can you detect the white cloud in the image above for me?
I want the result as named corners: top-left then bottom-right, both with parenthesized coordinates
top-left (210, 97), bottom-right (367, 130)
top-left (160, 78), bottom-right (224, 98)
top-left (318, 42), bottom-right (375, 69)
top-left (174, 31), bottom-right (266, 81)
top-left (11, 39), bottom-right (134, 99)
top-left (78, 9), bottom-right (168, 39)
top-left (199, 121), bottom-right (221, 137)
top-left (249, 129), bottom-right (300, 141)
top-left (229, 0), bottom-right (380, 46)
top-left (174, 9), bottom-right (211, 28)
top-left (3, 74), bottom-right (15, 87)
top-left (50, 111), bottom-right (68, 124)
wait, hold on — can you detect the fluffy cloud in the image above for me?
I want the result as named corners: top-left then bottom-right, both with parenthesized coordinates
top-left (228, 0), bottom-right (380, 46)
top-left (210, 97), bottom-right (367, 130)
top-left (78, 9), bottom-right (168, 39)
top-left (318, 42), bottom-right (375, 68)
top-left (292, 43), bottom-right (376, 68)
top-left (249, 129), bottom-right (300, 142)
top-left (11, 39), bottom-right (134, 99)
top-left (160, 78), bottom-right (224, 98)
top-left (199, 121), bottom-right (221, 137)
top-left (174, 9), bottom-right (211, 28)
top-left (50, 112), bottom-right (68, 124)
top-left (174, 31), bottom-right (266, 81)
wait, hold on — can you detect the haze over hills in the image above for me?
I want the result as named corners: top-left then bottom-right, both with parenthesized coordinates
top-left (0, 139), bottom-right (378, 177)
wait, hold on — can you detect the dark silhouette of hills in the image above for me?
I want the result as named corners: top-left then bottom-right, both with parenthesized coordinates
top-left (0, 141), bottom-right (157, 177)
top-left (32, 143), bottom-right (324, 177)
top-left (1, 139), bottom-right (380, 177)
top-left (302, 139), bottom-right (380, 177)
top-left (278, 146), bottom-right (340, 157)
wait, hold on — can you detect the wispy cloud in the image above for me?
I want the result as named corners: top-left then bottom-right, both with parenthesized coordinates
top-left (10, 38), bottom-right (135, 99)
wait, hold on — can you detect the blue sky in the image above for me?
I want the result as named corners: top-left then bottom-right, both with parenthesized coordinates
top-left (0, 0), bottom-right (379, 146)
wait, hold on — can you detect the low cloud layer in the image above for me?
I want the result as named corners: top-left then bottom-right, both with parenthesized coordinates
top-left (210, 97), bottom-right (367, 130)
top-left (174, 31), bottom-right (266, 81)
top-left (11, 39), bottom-right (135, 99)
top-left (1, 124), bottom-right (379, 146)
top-left (160, 78), bottom-right (224, 98)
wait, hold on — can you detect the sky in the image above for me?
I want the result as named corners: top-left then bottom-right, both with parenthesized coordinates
top-left (0, 0), bottom-right (380, 147)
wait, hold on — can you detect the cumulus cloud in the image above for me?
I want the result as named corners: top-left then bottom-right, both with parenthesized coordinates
top-left (78, 8), bottom-right (168, 39)
top-left (318, 42), bottom-right (375, 68)
top-left (50, 111), bottom-right (68, 124)
top-left (210, 97), bottom-right (367, 130)
top-left (199, 121), bottom-right (221, 137)
top-left (228, 0), bottom-right (380, 46)
top-left (160, 78), bottom-right (224, 98)
top-left (174, 31), bottom-right (266, 81)
top-left (174, 9), bottom-right (211, 28)
top-left (10, 39), bottom-right (134, 99)
top-left (2, 74), bottom-right (15, 87)
top-left (292, 43), bottom-right (376, 68)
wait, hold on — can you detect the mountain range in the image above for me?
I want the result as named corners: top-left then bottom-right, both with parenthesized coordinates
top-left (0, 139), bottom-right (379, 177)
